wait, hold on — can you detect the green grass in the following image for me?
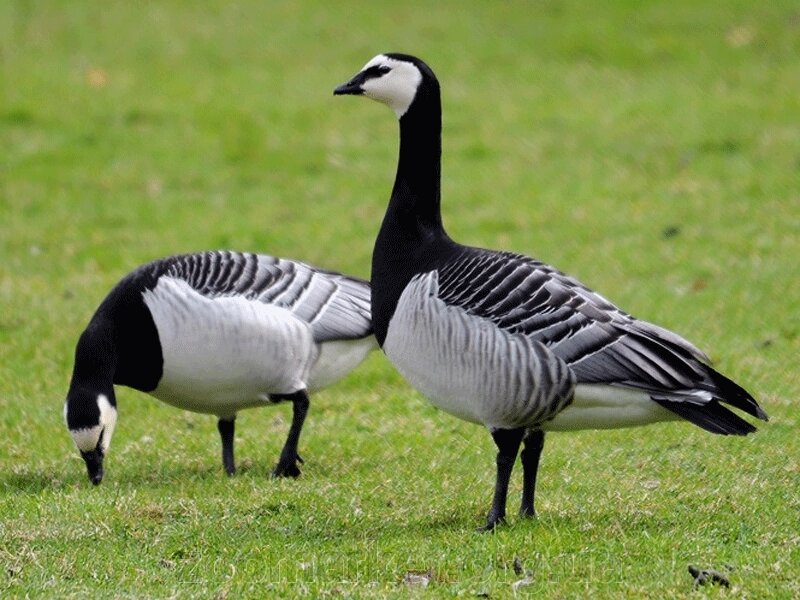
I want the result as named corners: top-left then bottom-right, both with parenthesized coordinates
top-left (2, 0), bottom-right (799, 597)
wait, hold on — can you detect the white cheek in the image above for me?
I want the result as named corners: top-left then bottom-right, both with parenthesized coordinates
top-left (70, 394), bottom-right (117, 453)
top-left (362, 65), bottom-right (422, 118)
top-left (97, 394), bottom-right (117, 453)
top-left (71, 425), bottom-right (103, 453)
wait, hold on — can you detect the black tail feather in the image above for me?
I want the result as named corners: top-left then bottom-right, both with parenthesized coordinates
top-left (629, 323), bottom-right (768, 426)
top-left (654, 397), bottom-right (758, 436)
top-left (705, 367), bottom-right (768, 422)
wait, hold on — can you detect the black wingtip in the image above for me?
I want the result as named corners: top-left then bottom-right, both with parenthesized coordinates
top-left (654, 398), bottom-right (759, 436)
top-left (706, 367), bottom-right (768, 422)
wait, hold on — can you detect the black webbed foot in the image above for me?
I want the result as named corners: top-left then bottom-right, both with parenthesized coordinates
top-left (477, 514), bottom-right (507, 533)
top-left (272, 454), bottom-right (302, 478)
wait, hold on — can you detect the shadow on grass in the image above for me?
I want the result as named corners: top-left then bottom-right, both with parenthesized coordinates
top-left (0, 462), bottom-right (234, 495)
top-left (104, 462), bottom-right (240, 489)
top-left (0, 469), bottom-right (73, 495)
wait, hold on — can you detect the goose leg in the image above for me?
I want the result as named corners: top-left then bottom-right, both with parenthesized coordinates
top-left (271, 390), bottom-right (310, 478)
top-left (480, 427), bottom-right (525, 531)
top-left (519, 429), bottom-right (545, 518)
top-left (217, 417), bottom-right (236, 476)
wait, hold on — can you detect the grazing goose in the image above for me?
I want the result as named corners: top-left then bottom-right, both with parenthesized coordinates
top-left (65, 250), bottom-right (375, 484)
top-left (334, 53), bottom-right (768, 530)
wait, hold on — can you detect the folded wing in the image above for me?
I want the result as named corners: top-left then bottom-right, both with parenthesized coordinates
top-left (435, 248), bottom-right (766, 433)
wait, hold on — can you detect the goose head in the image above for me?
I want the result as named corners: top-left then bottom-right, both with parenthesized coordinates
top-left (334, 53), bottom-right (435, 118)
top-left (64, 386), bottom-right (117, 485)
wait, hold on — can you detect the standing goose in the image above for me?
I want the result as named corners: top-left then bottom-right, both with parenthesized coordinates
top-left (65, 250), bottom-right (375, 484)
top-left (334, 53), bottom-right (768, 530)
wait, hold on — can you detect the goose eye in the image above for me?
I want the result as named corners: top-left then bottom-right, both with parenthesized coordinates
top-left (364, 65), bottom-right (391, 78)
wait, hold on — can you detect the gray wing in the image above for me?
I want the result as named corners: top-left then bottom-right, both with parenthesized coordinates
top-left (386, 271), bottom-right (575, 429)
top-left (435, 248), bottom-right (766, 431)
top-left (161, 251), bottom-right (372, 343)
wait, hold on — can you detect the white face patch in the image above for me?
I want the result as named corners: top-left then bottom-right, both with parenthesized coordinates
top-left (69, 393), bottom-right (117, 453)
top-left (70, 424), bottom-right (104, 453)
top-left (360, 55), bottom-right (423, 118)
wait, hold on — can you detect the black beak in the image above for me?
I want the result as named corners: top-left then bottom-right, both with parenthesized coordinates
top-left (334, 76), bottom-right (365, 96)
top-left (81, 449), bottom-right (104, 485)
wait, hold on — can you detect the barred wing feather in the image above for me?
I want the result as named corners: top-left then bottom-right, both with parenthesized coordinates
top-left (384, 271), bottom-right (575, 429)
top-left (157, 251), bottom-right (372, 343)
top-left (435, 249), bottom-right (766, 430)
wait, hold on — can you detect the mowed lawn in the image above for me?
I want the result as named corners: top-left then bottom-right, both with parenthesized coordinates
top-left (2, 1), bottom-right (799, 597)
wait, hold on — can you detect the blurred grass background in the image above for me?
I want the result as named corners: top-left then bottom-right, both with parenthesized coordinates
top-left (1, 1), bottom-right (799, 597)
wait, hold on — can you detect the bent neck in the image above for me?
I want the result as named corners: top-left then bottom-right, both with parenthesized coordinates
top-left (70, 319), bottom-right (118, 391)
top-left (66, 320), bottom-right (117, 429)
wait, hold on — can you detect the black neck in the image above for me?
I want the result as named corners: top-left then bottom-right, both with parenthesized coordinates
top-left (72, 320), bottom-right (117, 382)
top-left (71, 272), bottom-right (164, 394)
top-left (67, 320), bottom-right (118, 424)
top-left (384, 82), bottom-right (444, 237)
top-left (371, 74), bottom-right (456, 345)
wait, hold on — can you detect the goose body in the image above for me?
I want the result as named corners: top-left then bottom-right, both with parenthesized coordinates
top-left (335, 53), bottom-right (767, 529)
top-left (65, 251), bottom-right (375, 484)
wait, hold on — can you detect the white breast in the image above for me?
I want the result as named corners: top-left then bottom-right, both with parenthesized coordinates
top-left (383, 272), bottom-right (575, 430)
top-left (143, 277), bottom-right (317, 415)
